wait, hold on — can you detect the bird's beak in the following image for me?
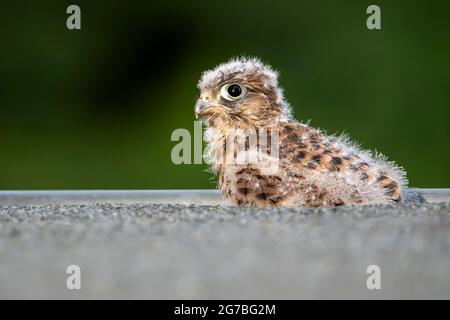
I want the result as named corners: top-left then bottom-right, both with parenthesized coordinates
top-left (194, 99), bottom-right (213, 119)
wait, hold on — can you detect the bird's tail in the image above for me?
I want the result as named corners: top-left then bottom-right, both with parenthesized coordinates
top-left (401, 189), bottom-right (426, 204)
top-left (374, 173), bottom-right (425, 204)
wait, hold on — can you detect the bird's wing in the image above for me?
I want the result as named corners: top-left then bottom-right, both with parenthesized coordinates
top-left (278, 121), bottom-right (403, 202)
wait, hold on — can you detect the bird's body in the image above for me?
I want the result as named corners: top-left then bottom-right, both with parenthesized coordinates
top-left (195, 58), bottom-right (408, 207)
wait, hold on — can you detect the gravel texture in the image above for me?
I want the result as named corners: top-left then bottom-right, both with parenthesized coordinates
top-left (1, 202), bottom-right (450, 299)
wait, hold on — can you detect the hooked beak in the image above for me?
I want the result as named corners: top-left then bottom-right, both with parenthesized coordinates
top-left (194, 99), bottom-right (213, 119)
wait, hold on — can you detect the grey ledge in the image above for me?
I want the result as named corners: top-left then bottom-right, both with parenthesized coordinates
top-left (0, 188), bottom-right (449, 206)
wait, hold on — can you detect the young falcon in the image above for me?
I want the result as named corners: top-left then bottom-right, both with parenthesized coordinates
top-left (195, 57), bottom-right (411, 208)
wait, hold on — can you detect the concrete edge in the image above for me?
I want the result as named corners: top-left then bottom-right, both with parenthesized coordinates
top-left (0, 189), bottom-right (448, 206)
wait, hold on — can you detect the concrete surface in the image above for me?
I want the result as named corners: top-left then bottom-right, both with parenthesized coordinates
top-left (1, 200), bottom-right (450, 299)
top-left (1, 188), bottom-right (449, 206)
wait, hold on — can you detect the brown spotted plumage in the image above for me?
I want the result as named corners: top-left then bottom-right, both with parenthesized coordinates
top-left (195, 57), bottom-right (408, 207)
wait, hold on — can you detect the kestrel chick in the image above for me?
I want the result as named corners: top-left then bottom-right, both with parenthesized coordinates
top-left (195, 57), bottom-right (411, 207)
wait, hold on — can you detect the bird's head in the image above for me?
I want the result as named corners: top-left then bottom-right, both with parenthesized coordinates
top-left (195, 57), bottom-right (292, 129)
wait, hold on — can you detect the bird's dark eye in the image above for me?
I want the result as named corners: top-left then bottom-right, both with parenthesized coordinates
top-left (227, 84), bottom-right (242, 97)
top-left (220, 83), bottom-right (245, 101)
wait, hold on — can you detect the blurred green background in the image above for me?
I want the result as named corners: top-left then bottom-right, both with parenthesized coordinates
top-left (0, 0), bottom-right (449, 189)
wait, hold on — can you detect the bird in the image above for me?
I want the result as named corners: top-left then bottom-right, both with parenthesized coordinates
top-left (194, 57), bottom-right (414, 208)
